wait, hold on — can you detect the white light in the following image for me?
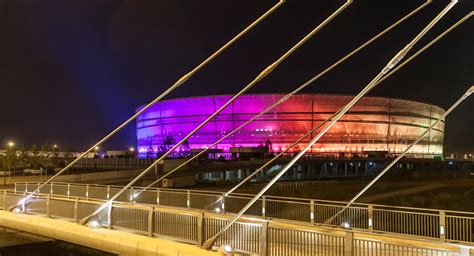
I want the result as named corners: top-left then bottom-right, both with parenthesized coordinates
top-left (440, 225), bottom-right (445, 235)
top-left (88, 220), bottom-right (101, 228)
top-left (14, 208), bottom-right (22, 214)
top-left (310, 212), bottom-right (314, 220)
top-left (214, 207), bottom-right (221, 213)
top-left (262, 207), bottom-right (265, 215)
top-left (223, 244), bottom-right (232, 253)
top-left (368, 218), bottom-right (373, 227)
top-left (342, 222), bottom-right (350, 229)
top-left (133, 193), bottom-right (139, 199)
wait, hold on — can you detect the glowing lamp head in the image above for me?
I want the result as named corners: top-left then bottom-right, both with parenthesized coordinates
top-left (7, 141), bottom-right (14, 147)
top-left (342, 222), bottom-right (350, 229)
top-left (214, 207), bottom-right (221, 213)
top-left (218, 244), bottom-right (233, 255)
top-left (87, 220), bottom-right (101, 228)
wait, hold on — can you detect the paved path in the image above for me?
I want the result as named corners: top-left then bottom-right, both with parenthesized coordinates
top-left (355, 183), bottom-right (448, 203)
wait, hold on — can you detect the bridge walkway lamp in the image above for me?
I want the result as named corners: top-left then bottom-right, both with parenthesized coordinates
top-left (80, 0), bottom-right (354, 226)
top-left (131, 0), bottom-right (433, 199)
top-left (325, 85), bottom-right (474, 225)
top-left (10, 0), bottom-right (285, 210)
top-left (220, 11), bottom-right (474, 198)
top-left (201, 0), bottom-right (458, 249)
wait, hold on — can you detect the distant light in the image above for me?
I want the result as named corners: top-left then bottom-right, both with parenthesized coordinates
top-left (7, 141), bottom-right (14, 147)
top-left (129, 147), bottom-right (135, 152)
top-left (53, 144), bottom-right (58, 149)
top-left (330, 163), bottom-right (333, 166)
top-left (95, 146), bottom-right (99, 150)
top-left (255, 129), bottom-right (259, 132)
top-left (87, 220), bottom-right (101, 228)
top-left (214, 207), bottom-right (221, 213)
top-left (368, 218), bottom-right (373, 227)
top-left (440, 225), bottom-right (445, 235)
top-left (133, 193), bottom-right (139, 199)
top-left (448, 161), bottom-right (453, 165)
top-left (14, 207), bottom-right (22, 214)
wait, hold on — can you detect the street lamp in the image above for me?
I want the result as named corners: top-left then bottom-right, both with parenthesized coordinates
top-left (7, 141), bottom-right (14, 148)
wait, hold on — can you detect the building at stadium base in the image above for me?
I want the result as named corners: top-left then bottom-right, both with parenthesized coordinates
top-left (136, 94), bottom-right (445, 159)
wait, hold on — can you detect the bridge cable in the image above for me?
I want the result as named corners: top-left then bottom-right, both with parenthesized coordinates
top-left (11, 0), bottom-right (285, 210)
top-left (325, 85), bottom-right (474, 226)
top-left (201, 0), bottom-right (458, 249)
top-left (131, 0), bottom-right (432, 199)
top-left (79, 0), bottom-right (354, 225)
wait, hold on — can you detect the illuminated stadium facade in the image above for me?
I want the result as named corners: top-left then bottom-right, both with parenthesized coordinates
top-left (136, 94), bottom-right (445, 158)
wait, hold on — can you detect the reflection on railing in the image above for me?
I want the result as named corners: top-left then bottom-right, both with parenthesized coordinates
top-left (8, 182), bottom-right (474, 245)
top-left (0, 189), bottom-right (467, 256)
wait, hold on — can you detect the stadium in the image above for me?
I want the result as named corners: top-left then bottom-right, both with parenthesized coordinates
top-left (136, 94), bottom-right (445, 158)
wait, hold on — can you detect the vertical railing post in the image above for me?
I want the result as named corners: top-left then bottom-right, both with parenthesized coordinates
top-left (221, 193), bottom-right (225, 213)
top-left (310, 200), bottom-right (315, 224)
top-left (260, 221), bottom-right (268, 256)
top-left (67, 183), bottom-right (70, 198)
top-left (439, 210), bottom-right (446, 241)
top-left (50, 182), bottom-right (53, 195)
top-left (73, 198), bottom-right (79, 222)
top-left (157, 189), bottom-right (160, 205)
top-left (86, 184), bottom-right (89, 199)
top-left (46, 195), bottom-right (51, 217)
top-left (2, 190), bottom-right (6, 210)
top-left (197, 212), bottom-right (204, 246)
top-left (14, 183), bottom-right (17, 193)
top-left (147, 206), bottom-right (154, 237)
top-left (187, 190), bottom-right (191, 209)
top-left (107, 185), bottom-right (110, 200)
top-left (344, 231), bottom-right (354, 256)
top-left (107, 202), bottom-right (112, 229)
top-left (262, 196), bottom-right (266, 218)
top-left (368, 204), bottom-right (374, 231)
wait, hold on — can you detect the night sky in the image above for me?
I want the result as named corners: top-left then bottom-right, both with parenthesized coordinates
top-left (0, 0), bottom-right (472, 153)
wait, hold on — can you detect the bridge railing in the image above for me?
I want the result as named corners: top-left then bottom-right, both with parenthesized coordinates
top-left (12, 182), bottom-right (474, 244)
top-left (0, 189), bottom-right (469, 256)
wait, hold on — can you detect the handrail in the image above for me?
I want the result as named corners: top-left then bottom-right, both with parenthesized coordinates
top-left (1, 190), bottom-right (473, 254)
top-left (10, 182), bottom-right (474, 217)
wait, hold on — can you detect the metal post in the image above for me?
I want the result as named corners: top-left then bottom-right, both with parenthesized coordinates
top-left (187, 190), bottom-right (191, 209)
top-left (262, 196), bottom-right (266, 218)
top-left (2, 190), bottom-right (6, 210)
top-left (107, 202), bottom-right (112, 229)
top-left (260, 221), bottom-right (268, 256)
top-left (157, 189), bottom-right (160, 205)
top-left (107, 185), bottom-right (110, 200)
top-left (439, 210), bottom-right (446, 241)
top-left (197, 213), bottom-right (204, 246)
top-left (46, 195), bottom-right (51, 218)
top-left (368, 204), bottom-right (374, 231)
top-left (310, 200), bottom-right (315, 224)
top-left (221, 193), bottom-right (225, 212)
top-left (86, 184), bottom-right (89, 199)
top-left (73, 198), bottom-right (79, 222)
top-left (67, 183), bottom-right (70, 198)
top-left (147, 207), bottom-right (154, 237)
top-left (344, 231), bottom-right (354, 256)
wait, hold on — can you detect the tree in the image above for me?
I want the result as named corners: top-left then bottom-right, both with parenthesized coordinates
top-left (4, 147), bottom-right (17, 185)
top-left (160, 135), bottom-right (176, 155)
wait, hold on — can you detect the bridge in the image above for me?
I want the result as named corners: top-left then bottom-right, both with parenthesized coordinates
top-left (1, 182), bottom-right (473, 255)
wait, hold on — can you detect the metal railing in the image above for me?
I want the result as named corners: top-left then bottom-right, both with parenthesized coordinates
top-left (11, 182), bottom-right (474, 244)
top-left (0, 189), bottom-right (468, 255)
